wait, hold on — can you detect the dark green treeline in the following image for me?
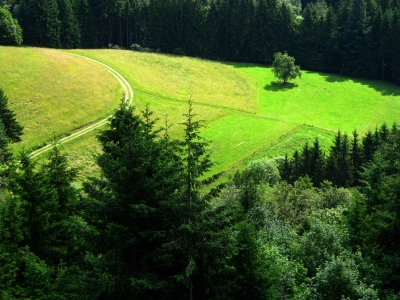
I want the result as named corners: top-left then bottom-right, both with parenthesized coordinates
top-left (279, 123), bottom-right (396, 188)
top-left (2, 0), bottom-right (400, 85)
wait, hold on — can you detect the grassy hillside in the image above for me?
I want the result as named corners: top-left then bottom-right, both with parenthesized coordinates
top-left (66, 50), bottom-right (400, 179)
top-left (0, 46), bottom-right (122, 152)
top-left (2, 47), bottom-right (400, 183)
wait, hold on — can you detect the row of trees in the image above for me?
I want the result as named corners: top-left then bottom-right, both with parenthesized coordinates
top-left (1, 86), bottom-right (400, 298)
top-left (1, 0), bottom-right (400, 84)
top-left (280, 123), bottom-right (396, 187)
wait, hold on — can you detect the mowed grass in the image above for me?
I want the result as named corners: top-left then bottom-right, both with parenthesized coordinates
top-left (68, 49), bottom-right (257, 113)
top-left (37, 50), bottom-right (400, 183)
top-left (233, 64), bottom-right (400, 135)
top-left (0, 46), bottom-right (122, 152)
top-left (3, 47), bottom-right (400, 184)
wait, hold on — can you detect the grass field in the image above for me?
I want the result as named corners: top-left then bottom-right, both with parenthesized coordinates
top-left (0, 46), bottom-right (122, 152)
top-left (66, 50), bottom-right (400, 181)
top-left (2, 47), bottom-right (400, 184)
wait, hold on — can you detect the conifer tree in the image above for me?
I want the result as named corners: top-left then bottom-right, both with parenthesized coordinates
top-left (391, 9), bottom-right (400, 84)
top-left (326, 130), bottom-right (341, 184)
top-left (84, 101), bottom-right (188, 298)
top-left (0, 88), bottom-right (23, 143)
top-left (292, 150), bottom-right (301, 182)
top-left (337, 132), bottom-right (352, 187)
top-left (57, 0), bottom-right (81, 48)
top-left (0, 121), bottom-right (11, 164)
top-left (73, 0), bottom-right (97, 47)
top-left (350, 129), bottom-right (362, 186)
top-left (310, 138), bottom-right (325, 187)
top-left (39, 0), bottom-right (61, 47)
top-left (340, 0), bottom-right (371, 76)
top-left (322, 7), bottom-right (340, 72)
top-left (10, 147), bottom-right (82, 265)
top-left (300, 141), bottom-right (312, 176)
top-left (362, 130), bottom-right (375, 162)
top-left (248, 0), bottom-right (278, 63)
top-left (281, 153), bottom-right (292, 182)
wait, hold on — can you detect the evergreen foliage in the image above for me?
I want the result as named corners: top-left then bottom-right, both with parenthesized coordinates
top-left (57, 0), bottom-right (81, 48)
top-left (5, 0), bottom-right (400, 85)
top-left (0, 93), bottom-right (398, 297)
top-left (0, 88), bottom-right (23, 143)
top-left (279, 123), bottom-right (395, 188)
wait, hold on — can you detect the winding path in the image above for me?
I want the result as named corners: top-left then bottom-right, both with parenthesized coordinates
top-left (29, 54), bottom-right (134, 158)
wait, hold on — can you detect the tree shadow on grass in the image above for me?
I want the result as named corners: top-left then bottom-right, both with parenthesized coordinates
top-left (264, 81), bottom-right (298, 92)
top-left (319, 72), bottom-right (400, 96)
top-left (221, 61), bottom-right (400, 96)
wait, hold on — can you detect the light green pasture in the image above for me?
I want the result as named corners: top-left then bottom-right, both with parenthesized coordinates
top-left (3, 47), bottom-right (400, 184)
top-left (0, 46), bottom-right (122, 152)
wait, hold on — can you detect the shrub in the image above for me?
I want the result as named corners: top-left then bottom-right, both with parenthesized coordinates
top-left (172, 47), bottom-right (186, 56)
top-left (0, 7), bottom-right (23, 45)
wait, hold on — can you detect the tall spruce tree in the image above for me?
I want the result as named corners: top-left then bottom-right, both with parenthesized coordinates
top-left (83, 101), bottom-right (187, 298)
top-left (57, 0), bottom-right (80, 48)
top-left (9, 146), bottom-right (83, 266)
top-left (310, 138), bottom-right (325, 187)
top-left (0, 88), bottom-right (23, 143)
top-left (73, 0), bottom-right (97, 47)
top-left (350, 129), bottom-right (362, 185)
top-left (340, 0), bottom-right (371, 77)
top-left (37, 0), bottom-right (61, 47)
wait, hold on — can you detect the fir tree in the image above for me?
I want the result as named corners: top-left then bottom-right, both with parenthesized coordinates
top-left (0, 88), bottom-right (23, 143)
top-left (340, 0), bottom-right (371, 77)
top-left (350, 129), bottom-right (362, 186)
top-left (10, 146), bottom-right (82, 265)
top-left (310, 138), bottom-right (325, 187)
top-left (57, 0), bottom-right (81, 48)
top-left (362, 129), bottom-right (375, 162)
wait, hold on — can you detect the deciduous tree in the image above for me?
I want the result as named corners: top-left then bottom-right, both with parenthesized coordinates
top-left (272, 51), bottom-right (301, 84)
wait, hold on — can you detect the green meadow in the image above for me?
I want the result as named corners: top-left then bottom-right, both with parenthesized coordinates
top-left (0, 46), bottom-right (122, 152)
top-left (2, 47), bottom-right (400, 182)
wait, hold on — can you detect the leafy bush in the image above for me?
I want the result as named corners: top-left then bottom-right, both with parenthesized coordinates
top-left (108, 44), bottom-right (124, 50)
top-left (172, 47), bottom-right (186, 56)
top-left (130, 43), bottom-right (156, 53)
top-left (311, 252), bottom-right (378, 300)
top-left (234, 158), bottom-right (281, 187)
top-left (0, 7), bottom-right (22, 45)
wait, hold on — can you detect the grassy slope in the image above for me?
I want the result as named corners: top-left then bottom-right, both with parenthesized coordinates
top-left (64, 50), bottom-right (400, 184)
top-left (235, 64), bottom-right (400, 134)
top-left (0, 46), bottom-right (122, 152)
top-left (2, 47), bottom-right (400, 183)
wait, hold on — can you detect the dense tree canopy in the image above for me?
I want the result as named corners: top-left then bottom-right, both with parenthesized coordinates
top-left (0, 95), bottom-right (398, 298)
top-left (1, 0), bottom-right (400, 297)
top-left (1, 0), bottom-right (398, 84)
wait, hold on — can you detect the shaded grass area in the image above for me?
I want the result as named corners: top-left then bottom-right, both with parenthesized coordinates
top-left (0, 46), bottom-right (122, 152)
top-left (230, 64), bottom-right (400, 135)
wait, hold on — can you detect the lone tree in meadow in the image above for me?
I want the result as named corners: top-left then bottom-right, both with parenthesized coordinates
top-left (272, 51), bottom-right (301, 84)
